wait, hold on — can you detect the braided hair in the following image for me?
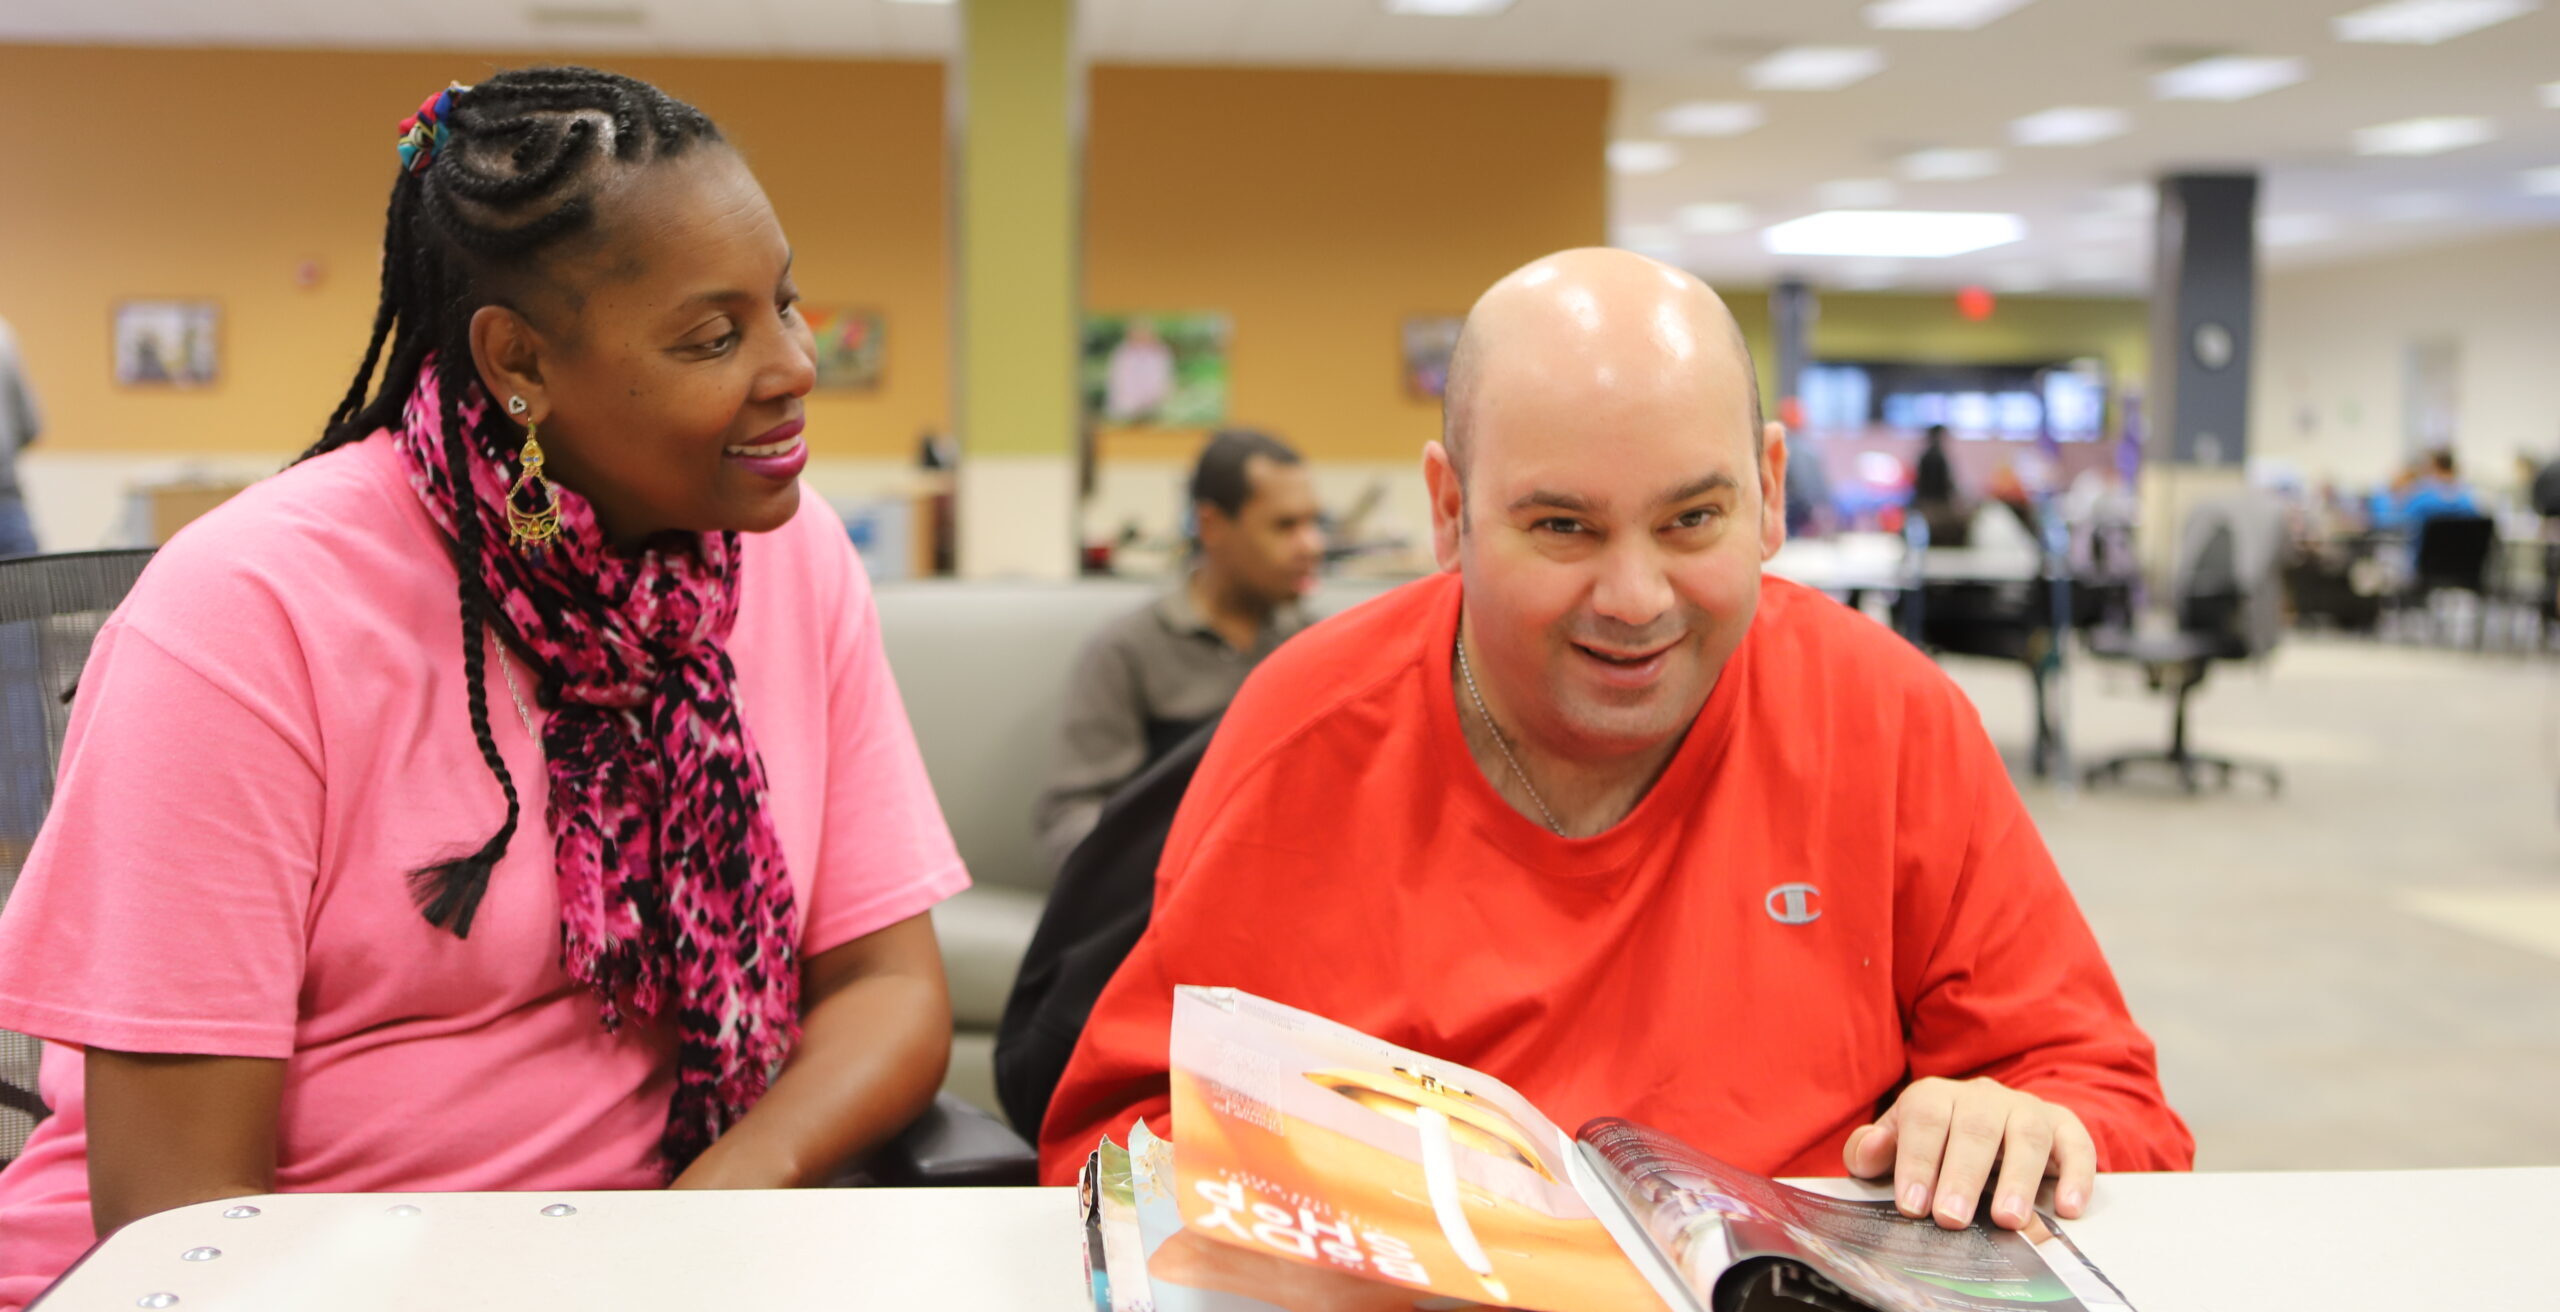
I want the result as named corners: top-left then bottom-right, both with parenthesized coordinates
top-left (304, 67), bottom-right (724, 937)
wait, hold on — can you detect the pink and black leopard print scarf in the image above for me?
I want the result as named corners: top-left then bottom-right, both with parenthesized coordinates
top-left (391, 360), bottom-right (800, 1173)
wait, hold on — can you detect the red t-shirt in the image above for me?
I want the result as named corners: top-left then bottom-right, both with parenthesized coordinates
top-left (1039, 572), bottom-right (2191, 1185)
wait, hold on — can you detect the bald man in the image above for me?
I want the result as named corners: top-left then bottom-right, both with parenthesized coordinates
top-left (1040, 251), bottom-right (2191, 1233)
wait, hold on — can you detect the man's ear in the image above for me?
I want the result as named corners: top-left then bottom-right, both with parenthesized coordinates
top-left (1422, 440), bottom-right (1464, 574)
top-left (1194, 500), bottom-right (1231, 554)
top-left (1758, 421), bottom-right (1790, 561)
top-left (469, 304), bottom-right (551, 424)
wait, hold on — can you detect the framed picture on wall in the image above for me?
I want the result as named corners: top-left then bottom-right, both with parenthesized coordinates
top-left (1401, 315), bottom-right (1462, 400)
top-left (1081, 312), bottom-right (1230, 428)
top-left (801, 306), bottom-right (885, 390)
top-left (112, 300), bottom-right (220, 388)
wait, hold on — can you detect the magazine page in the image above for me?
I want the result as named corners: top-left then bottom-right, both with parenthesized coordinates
top-left (1099, 1139), bottom-right (1157, 1312)
top-left (1167, 985), bottom-right (1672, 1312)
top-left (1579, 1118), bottom-right (2129, 1312)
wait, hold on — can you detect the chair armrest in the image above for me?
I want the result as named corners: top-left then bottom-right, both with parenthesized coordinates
top-left (863, 1091), bottom-right (1040, 1188)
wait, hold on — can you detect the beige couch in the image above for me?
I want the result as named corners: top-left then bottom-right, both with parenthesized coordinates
top-left (869, 577), bottom-right (1398, 1124)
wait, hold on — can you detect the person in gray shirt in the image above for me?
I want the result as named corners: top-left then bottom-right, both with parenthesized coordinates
top-left (1036, 429), bottom-right (1325, 869)
top-left (0, 315), bottom-right (42, 557)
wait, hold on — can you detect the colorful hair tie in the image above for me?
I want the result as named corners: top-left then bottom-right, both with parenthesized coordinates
top-left (395, 82), bottom-right (473, 175)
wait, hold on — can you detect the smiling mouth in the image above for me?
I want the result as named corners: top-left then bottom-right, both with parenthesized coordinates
top-left (1573, 641), bottom-right (1676, 667)
top-left (724, 435), bottom-right (803, 458)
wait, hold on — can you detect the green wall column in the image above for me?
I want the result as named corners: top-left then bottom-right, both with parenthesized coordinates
top-left (954, 0), bottom-right (1081, 578)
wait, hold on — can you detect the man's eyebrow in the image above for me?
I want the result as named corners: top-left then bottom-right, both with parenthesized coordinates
top-left (1509, 489), bottom-right (1594, 514)
top-left (1661, 472), bottom-right (1739, 505)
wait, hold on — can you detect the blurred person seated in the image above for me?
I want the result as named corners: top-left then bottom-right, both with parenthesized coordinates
top-left (1034, 430), bottom-right (1324, 870)
top-left (1040, 249), bottom-right (2193, 1232)
top-left (2373, 450), bottom-right (2480, 530)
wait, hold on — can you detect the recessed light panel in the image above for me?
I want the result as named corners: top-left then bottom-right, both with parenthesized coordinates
top-left (2153, 55), bottom-right (2308, 101)
top-left (2522, 165), bottom-right (2560, 196)
top-left (2011, 106), bottom-right (2131, 146)
top-left (1609, 141), bottom-right (1680, 174)
top-left (1747, 47), bottom-right (1886, 91)
top-left (1762, 210), bottom-right (2026, 258)
top-left (1864, 0), bottom-right (2033, 29)
top-left (1900, 148), bottom-right (2003, 180)
top-left (1656, 102), bottom-right (1765, 137)
top-left (2354, 115), bottom-right (2496, 155)
top-left (2333, 0), bottom-right (2535, 45)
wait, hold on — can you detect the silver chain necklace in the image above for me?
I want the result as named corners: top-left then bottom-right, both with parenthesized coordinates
top-left (489, 625), bottom-right (539, 744)
top-left (1453, 636), bottom-right (1566, 836)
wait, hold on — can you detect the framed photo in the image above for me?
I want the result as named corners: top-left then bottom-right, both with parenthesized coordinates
top-left (801, 306), bottom-right (885, 390)
top-left (113, 300), bottom-right (220, 388)
top-left (1401, 315), bottom-right (1462, 400)
top-left (1082, 312), bottom-right (1230, 428)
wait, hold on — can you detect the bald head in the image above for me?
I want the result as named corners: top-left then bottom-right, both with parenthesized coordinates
top-left (1442, 248), bottom-right (1763, 485)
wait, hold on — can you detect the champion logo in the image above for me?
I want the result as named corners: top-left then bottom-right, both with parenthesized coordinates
top-left (1764, 883), bottom-right (1822, 926)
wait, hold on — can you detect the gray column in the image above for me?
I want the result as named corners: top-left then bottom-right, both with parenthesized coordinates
top-left (2147, 174), bottom-right (2258, 468)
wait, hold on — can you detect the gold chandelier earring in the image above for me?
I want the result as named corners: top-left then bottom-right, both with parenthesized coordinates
top-left (502, 395), bottom-right (562, 552)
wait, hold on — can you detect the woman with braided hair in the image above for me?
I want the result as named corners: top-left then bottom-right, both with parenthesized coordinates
top-left (0, 68), bottom-right (968, 1303)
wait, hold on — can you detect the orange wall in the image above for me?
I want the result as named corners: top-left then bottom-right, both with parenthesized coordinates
top-left (1085, 66), bottom-right (1611, 465)
top-left (0, 46), bottom-right (948, 460)
top-left (1, 50), bottom-right (1610, 468)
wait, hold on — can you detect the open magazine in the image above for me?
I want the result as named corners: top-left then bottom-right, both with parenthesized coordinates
top-left (1077, 986), bottom-right (2134, 1312)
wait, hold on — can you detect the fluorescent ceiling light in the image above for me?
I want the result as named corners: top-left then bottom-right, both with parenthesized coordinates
top-left (1383, 0), bottom-right (1517, 13)
top-left (2523, 165), bottom-right (2560, 195)
top-left (1656, 101), bottom-right (1764, 137)
top-left (2153, 55), bottom-right (2307, 101)
top-left (2544, 81), bottom-right (2560, 107)
top-left (1900, 148), bottom-right (2002, 180)
top-left (2375, 190), bottom-right (2460, 220)
top-left (1747, 47), bottom-right (1886, 91)
top-left (1818, 177), bottom-right (1901, 208)
top-left (1762, 210), bottom-right (2025, 258)
top-left (2333, 0), bottom-right (2535, 44)
top-left (1864, 0), bottom-right (2032, 29)
top-left (1608, 141), bottom-right (1679, 174)
top-left (2261, 213), bottom-right (2340, 246)
top-left (2011, 106), bottom-right (2130, 146)
top-left (2354, 115), bottom-right (2496, 155)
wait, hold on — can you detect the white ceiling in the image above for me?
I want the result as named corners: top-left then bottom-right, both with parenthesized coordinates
top-left (7, 0), bottom-right (2558, 295)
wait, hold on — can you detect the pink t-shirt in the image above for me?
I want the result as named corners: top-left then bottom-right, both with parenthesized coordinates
top-left (0, 439), bottom-right (969, 1308)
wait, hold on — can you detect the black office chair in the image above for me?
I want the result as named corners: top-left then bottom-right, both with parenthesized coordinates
top-left (0, 549), bottom-right (158, 1166)
top-left (2399, 514), bottom-right (2498, 648)
top-left (2083, 500), bottom-right (2283, 796)
top-left (0, 547), bottom-right (1032, 1186)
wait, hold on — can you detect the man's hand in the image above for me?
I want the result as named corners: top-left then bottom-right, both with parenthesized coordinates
top-left (1842, 1076), bottom-right (2095, 1231)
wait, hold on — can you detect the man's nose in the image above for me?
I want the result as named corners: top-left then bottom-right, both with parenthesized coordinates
top-left (1588, 538), bottom-right (1674, 628)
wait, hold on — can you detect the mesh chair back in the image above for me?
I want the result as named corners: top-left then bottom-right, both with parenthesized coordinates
top-left (2412, 514), bottom-right (2496, 594)
top-left (0, 549), bottom-right (156, 1164)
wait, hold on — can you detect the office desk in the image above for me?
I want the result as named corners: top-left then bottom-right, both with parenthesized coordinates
top-left (37, 1169), bottom-right (2560, 1310)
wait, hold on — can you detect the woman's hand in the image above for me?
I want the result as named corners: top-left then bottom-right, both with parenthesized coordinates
top-left (85, 1048), bottom-right (285, 1236)
top-left (670, 911), bottom-right (951, 1190)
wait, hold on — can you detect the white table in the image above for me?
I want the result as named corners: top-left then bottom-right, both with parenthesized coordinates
top-left (37, 1169), bottom-right (2560, 1310)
